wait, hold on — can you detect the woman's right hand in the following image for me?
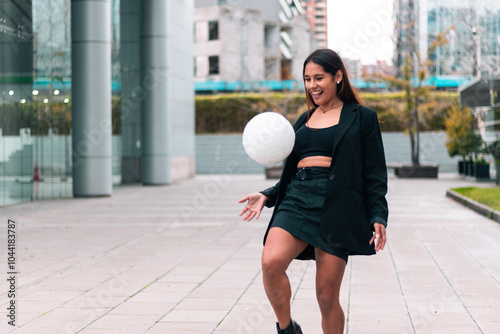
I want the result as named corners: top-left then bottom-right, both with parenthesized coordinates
top-left (238, 193), bottom-right (268, 221)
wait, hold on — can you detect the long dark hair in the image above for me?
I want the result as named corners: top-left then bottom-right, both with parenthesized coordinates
top-left (303, 49), bottom-right (363, 113)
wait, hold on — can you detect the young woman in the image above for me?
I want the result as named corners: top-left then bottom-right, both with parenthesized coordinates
top-left (238, 49), bottom-right (388, 334)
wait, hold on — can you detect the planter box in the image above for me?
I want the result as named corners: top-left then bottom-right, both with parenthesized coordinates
top-left (394, 164), bottom-right (439, 178)
top-left (465, 160), bottom-right (475, 176)
top-left (474, 163), bottom-right (490, 180)
top-left (458, 160), bottom-right (465, 174)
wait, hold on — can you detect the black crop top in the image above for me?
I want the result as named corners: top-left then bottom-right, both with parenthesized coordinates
top-left (293, 123), bottom-right (337, 160)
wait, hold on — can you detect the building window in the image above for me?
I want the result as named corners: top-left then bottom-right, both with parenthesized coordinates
top-left (209, 21), bottom-right (219, 41)
top-left (209, 56), bottom-right (219, 75)
top-left (265, 25), bottom-right (277, 48)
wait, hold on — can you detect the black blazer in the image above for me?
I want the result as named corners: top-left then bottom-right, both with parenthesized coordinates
top-left (260, 103), bottom-right (388, 259)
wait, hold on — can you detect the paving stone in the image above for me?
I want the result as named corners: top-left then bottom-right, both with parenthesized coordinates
top-left (1, 174), bottom-right (500, 333)
top-left (175, 297), bottom-right (236, 311)
top-left (146, 321), bottom-right (217, 333)
top-left (84, 314), bottom-right (159, 331)
top-left (160, 309), bottom-right (228, 323)
top-left (107, 301), bottom-right (176, 316)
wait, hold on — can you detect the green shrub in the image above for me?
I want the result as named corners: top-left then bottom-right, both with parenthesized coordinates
top-left (488, 139), bottom-right (500, 165)
top-left (195, 93), bottom-right (307, 134)
top-left (195, 91), bottom-right (460, 134)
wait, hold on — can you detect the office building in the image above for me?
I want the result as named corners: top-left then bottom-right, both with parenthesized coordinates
top-left (194, 0), bottom-right (317, 91)
top-left (394, 0), bottom-right (500, 78)
top-left (300, 0), bottom-right (328, 49)
top-left (393, 0), bottom-right (499, 149)
top-left (0, 0), bottom-right (195, 206)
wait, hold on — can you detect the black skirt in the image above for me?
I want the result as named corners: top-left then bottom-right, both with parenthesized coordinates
top-left (271, 167), bottom-right (349, 262)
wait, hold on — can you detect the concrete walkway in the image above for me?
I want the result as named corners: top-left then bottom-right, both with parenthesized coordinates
top-left (1, 174), bottom-right (499, 334)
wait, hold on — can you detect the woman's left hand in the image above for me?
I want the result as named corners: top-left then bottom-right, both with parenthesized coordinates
top-left (369, 223), bottom-right (386, 252)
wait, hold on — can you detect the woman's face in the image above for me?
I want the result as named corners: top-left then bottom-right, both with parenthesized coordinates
top-left (303, 61), bottom-right (342, 106)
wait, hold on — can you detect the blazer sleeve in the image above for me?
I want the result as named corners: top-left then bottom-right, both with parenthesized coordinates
top-left (361, 107), bottom-right (388, 228)
top-left (260, 182), bottom-right (280, 208)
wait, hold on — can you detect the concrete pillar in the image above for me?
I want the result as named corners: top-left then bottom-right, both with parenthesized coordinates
top-left (120, 0), bottom-right (141, 183)
top-left (140, 0), bottom-right (170, 185)
top-left (71, 0), bottom-right (112, 196)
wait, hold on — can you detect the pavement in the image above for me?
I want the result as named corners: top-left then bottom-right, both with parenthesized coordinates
top-left (0, 173), bottom-right (499, 334)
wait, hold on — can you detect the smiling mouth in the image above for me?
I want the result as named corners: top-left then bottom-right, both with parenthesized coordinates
top-left (311, 91), bottom-right (323, 98)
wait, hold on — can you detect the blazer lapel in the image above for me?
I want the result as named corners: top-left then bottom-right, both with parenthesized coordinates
top-left (332, 103), bottom-right (357, 156)
top-left (293, 112), bottom-right (308, 131)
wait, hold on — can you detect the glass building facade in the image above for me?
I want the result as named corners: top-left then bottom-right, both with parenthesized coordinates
top-left (427, 0), bottom-right (500, 77)
top-left (393, 0), bottom-right (500, 78)
top-left (1, 0), bottom-right (116, 206)
top-left (0, 0), bottom-right (195, 206)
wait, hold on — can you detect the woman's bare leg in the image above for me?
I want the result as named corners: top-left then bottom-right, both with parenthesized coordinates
top-left (315, 248), bottom-right (347, 334)
top-left (261, 227), bottom-right (308, 330)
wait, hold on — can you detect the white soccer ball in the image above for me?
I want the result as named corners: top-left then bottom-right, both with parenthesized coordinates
top-left (242, 112), bottom-right (295, 165)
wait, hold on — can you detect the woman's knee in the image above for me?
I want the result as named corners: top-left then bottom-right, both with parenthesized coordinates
top-left (261, 228), bottom-right (305, 277)
top-left (261, 249), bottom-right (289, 277)
top-left (316, 286), bottom-right (340, 311)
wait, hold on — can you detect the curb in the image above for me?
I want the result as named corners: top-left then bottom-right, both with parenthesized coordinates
top-left (446, 189), bottom-right (500, 224)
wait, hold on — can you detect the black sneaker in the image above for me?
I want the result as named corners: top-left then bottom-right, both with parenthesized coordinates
top-left (276, 319), bottom-right (303, 334)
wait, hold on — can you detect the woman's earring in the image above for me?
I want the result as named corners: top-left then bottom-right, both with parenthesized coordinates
top-left (337, 81), bottom-right (340, 84)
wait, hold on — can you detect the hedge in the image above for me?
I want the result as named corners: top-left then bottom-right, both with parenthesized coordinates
top-left (195, 91), bottom-right (460, 133)
top-left (195, 93), bottom-right (307, 134)
top-left (0, 91), bottom-right (460, 135)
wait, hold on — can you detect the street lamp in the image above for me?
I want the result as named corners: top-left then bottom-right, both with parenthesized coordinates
top-left (471, 25), bottom-right (481, 77)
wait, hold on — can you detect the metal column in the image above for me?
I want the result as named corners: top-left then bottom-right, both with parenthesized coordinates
top-left (140, 0), bottom-right (170, 185)
top-left (71, 0), bottom-right (112, 196)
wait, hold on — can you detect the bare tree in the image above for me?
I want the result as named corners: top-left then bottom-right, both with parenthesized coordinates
top-left (389, 0), bottom-right (450, 166)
